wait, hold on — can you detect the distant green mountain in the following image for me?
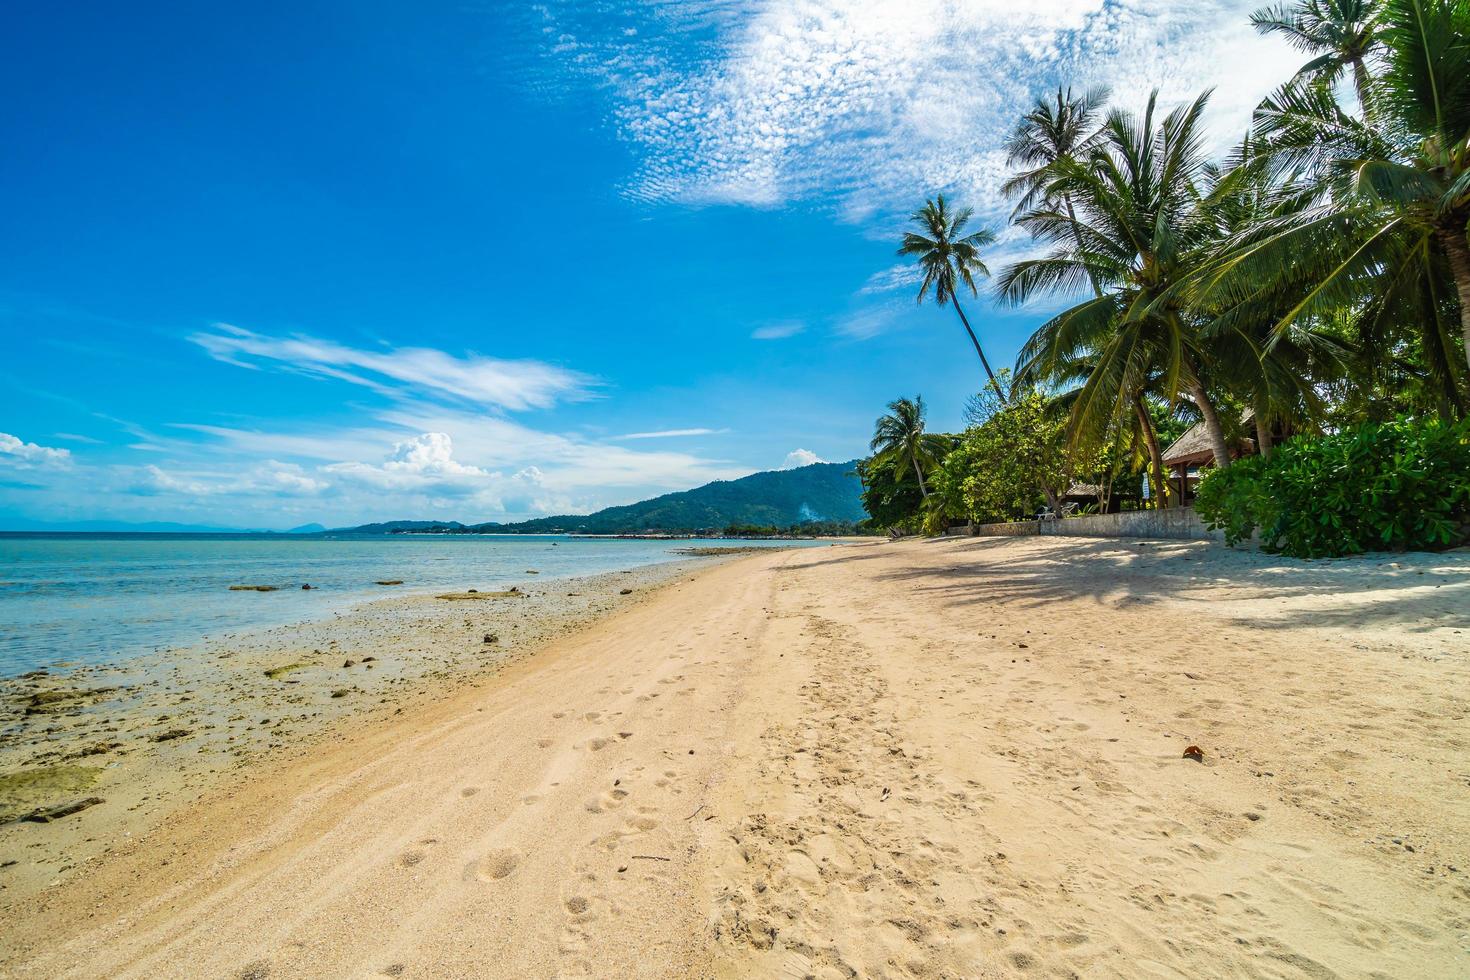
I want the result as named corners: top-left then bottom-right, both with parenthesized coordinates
top-left (334, 520), bottom-right (467, 535)
top-left (334, 461), bottom-right (863, 535)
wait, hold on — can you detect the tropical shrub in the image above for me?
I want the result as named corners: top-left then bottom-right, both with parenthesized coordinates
top-left (1196, 416), bottom-right (1470, 557)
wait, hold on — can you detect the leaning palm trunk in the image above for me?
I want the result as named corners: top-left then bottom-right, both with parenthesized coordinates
top-left (910, 450), bottom-right (930, 499)
top-left (1065, 195), bottom-right (1103, 300)
top-left (1188, 379), bottom-right (1233, 471)
top-left (1350, 56), bottom-right (1373, 123)
top-left (1255, 412), bottom-right (1275, 460)
top-left (1437, 227), bottom-right (1470, 377)
top-left (951, 296), bottom-right (1005, 401)
top-left (1134, 396), bottom-right (1169, 509)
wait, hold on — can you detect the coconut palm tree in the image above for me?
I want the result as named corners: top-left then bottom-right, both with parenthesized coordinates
top-left (1203, 0), bottom-right (1470, 397)
top-left (999, 90), bottom-right (1238, 471)
top-left (1251, 0), bottom-right (1383, 113)
top-left (870, 396), bottom-right (947, 500)
top-left (898, 195), bottom-right (1005, 399)
top-left (1002, 85), bottom-right (1110, 237)
top-left (1000, 85), bottom-right (1190, 492)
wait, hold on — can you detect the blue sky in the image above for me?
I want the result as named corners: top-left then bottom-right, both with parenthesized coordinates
top-left (0, 1), bottom-right (1298, 529)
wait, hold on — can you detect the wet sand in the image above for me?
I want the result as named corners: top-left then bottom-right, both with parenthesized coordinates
top-left (0, 559), bottom-right (716, 899)
top-left (2, 537), bottom-right (1469, 977)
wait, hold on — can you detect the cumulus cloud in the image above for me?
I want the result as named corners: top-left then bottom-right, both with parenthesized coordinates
top-left (0, 432), bottom-right (72, 469)
top-left (524, 0), bottom-right (1299, 222)
top-left (324, 432), bottom-right (487, 490)
top-left (190, 324), bottom-right (594, 411)
top-left (781, 448), bottom-right (826, 469)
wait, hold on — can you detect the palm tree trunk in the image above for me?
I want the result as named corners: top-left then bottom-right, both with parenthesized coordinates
top-left (950, 296), bottom-right (1006, 401)
top-left (1134, 396), bottom-right (1168, 509)
top-left (1437, 226), bottom-right (1470, 376)
top-left (1065, 194), bottom-right (1103, 299)
top-left (910, 449), bottom-right (930, 499)
top-left (1254, 412), bottom-right (1274, 460)
top-left (1350, 56), bottom-right (1375, 123)
top-left (1188, 379), bottom-right (1233, 471)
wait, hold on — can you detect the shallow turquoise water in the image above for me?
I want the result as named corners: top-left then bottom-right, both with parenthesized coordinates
top-left (0, 533), bottom-right (826, 677)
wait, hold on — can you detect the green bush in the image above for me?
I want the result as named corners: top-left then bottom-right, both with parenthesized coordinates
top-left (1196, 417), bottom-right (1470, 558)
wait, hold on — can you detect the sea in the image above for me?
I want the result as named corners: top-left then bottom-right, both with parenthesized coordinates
top-left (0, 533), bottom-right (830, 678)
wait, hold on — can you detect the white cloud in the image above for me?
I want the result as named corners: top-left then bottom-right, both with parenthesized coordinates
top-left (324, 432), bottom-right (487, 490)
top-left (615, 427), bottom-right (727, 440)
top-left (834, 304), bottom-right (903, 340)
top-left (143, 460), bottom-right (326, 497)
top-left (526, 0), bottom-right (1300, 223)
top-left (189, 324), bottom-right (594, 411)
top-left (860, 264), bottom-right (923, 296)
top-left (781, 448), bottom-right (826, 469)
top-left (751, 321), bottom-right (805, 340)
top-left (0, 432), bottom-right (72, 469)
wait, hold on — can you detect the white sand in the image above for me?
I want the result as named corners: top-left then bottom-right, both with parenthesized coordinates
top-left (3, 537), bottom-right (1468, 978)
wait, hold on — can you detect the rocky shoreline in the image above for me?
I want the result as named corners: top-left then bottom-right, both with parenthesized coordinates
top-left (0, 557), bottom-right (723, 899)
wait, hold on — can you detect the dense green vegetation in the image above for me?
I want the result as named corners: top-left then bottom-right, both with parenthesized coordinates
top-left (1196, 416), bottom-right (1470, 555)
top-left (860, 0), bottom-right (1470, 557)
top-left (338, 462), bottom-right (866, 536)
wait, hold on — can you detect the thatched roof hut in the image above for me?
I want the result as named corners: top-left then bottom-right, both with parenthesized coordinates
top-left (1161, 421), bottom-right (1254, 469)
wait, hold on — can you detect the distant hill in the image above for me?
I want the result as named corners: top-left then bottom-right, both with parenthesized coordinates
top-left (334, 520), bottom-right (467, 535)
top-left (0, 518), bottom-right (255, 533)
top-left (334, 461), bottom-right (863, 535)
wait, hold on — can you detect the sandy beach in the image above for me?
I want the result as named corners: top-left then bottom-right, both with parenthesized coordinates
top-left (3, 536), bottom-right (1469, 978)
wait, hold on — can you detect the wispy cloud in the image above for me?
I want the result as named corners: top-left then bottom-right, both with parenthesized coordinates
top-left (189, 324), bottom-right (595, 411)
top-left (615, 427), bottom-right (728, 440)
top-left (860, 264), bottom-right (922, 296)
top-left (143, 460), bottom-right (326, 497)
top-left (834, 303), bottom-right (904, 341)
top-left (751, 321), bottom-right (806, 340)
top-left (524, 1), bottom-right (1299, 223)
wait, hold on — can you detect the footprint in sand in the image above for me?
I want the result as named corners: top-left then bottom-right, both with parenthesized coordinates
top-left (461, 786), bottom-right (480, 797)
top-left (399, 850), bottom-right (426, 867)
top-left (589, 737), bottom-right (611, 751)
top-left (474, 848), bottom-right (521, 881)
top-left (236, 961), bottom-right (270, 980)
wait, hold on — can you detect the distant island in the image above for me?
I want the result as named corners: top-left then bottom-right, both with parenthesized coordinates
top-left (333, 460), bottom-right (867, 537)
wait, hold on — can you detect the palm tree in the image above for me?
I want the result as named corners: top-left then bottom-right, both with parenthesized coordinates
top-left (1251, 0), bottom-right (1383, 113)
top-left (1002, 85), bottom-right (1110, 248)
top-left (1195, 150), bottom-right (1348, 455)
top-left (870, 396), bottom-right (947, 500)
top-left (1204, 0), bottom-right (1470, 396)
top-left (898, 195), bottom-right (1005, 398)
top-left (1000, 85), bottom-right (1185, 492)
top-left (999, 90), bottom-right (1238, 472)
